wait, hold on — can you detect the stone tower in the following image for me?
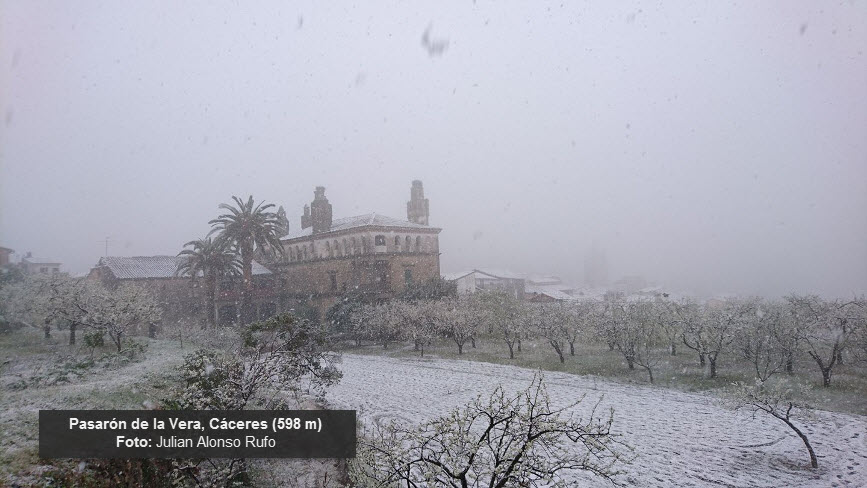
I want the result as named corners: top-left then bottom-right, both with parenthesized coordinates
top-left (300, 205), bottom-right (311, 230)
top-left (406, 180), bottom-right (429, 225)
top-left (310, 186), bottom-right (333, 234)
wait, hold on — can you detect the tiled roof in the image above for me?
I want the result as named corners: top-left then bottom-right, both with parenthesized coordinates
top-left (282, 213), bottom-right (439, 241)
top-left (97, 256), bottom-right (271, 280)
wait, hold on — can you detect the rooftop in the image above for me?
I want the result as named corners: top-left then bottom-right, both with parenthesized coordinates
top-left (281, 212), bottom-right (440, 241)
top-left (97, 256), bottom-right (272, 280)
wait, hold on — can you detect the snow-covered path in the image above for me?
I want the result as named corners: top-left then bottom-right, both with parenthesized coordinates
top-left (327, 354), bottom-right (867, 487)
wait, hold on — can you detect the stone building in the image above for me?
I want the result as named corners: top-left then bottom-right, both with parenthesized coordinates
top-left (87, 256), bottom-right (278, 325)
top-left (274, 181), bottom-right (442, 320)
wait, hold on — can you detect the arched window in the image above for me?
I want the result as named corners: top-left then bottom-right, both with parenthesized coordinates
top-left (351, 237), bottom-right (357, 255)
top-left (394, 235), bottom-right (400, 251)
top-left (375, 235), bottom-right (385, 246)
top-left (334, 240), bottom-right (341, 257)
top-left (416, 236), bottom-right (422, 252)
top-left (289, 247), bottom-right (295, 261)
top-left (405, 236), bottom-right (411, 251)
top-left (303, 245), bottom-right (308, 260)
top-left (343, 238), bottom-right (349, 256)
top-left (326, 241), bottom-right (331, 258)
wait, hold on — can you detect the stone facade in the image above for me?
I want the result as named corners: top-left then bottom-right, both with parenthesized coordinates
top-left (274, 182), bottom-right (442, 321)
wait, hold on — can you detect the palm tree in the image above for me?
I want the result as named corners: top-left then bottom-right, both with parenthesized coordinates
top-left (176, 237), bottom-right (241, 328)
top-left (209, 195), bottom-right (285, 324)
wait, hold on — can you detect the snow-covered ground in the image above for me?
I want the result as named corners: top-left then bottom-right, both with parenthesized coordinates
top-left (327, 354), bottom-right (867, 487)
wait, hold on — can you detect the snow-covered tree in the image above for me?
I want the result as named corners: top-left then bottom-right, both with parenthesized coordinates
top-left (86, 284), bottom-right (162, 352)
top-left (727, 380), bottom-right (817, 468)
top-left (536, 302), bottom-right (572, 363)
top-left (735, 299), bottom-right (790, 382)
top-left (788, 295), bottom-right (861, 387)
top-left (474, 290), bottom-right (525, 359)
top-left (683, 299), bottom-right (742, 378)
top-left (351, 373), bottom-right (629, 487)
top-left (431, 297), bottom-right (477, 355)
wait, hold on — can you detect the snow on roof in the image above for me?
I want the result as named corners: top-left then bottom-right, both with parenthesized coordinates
top-left (472, 268), bottom-right (524, 280)
top-left (23, 256), bottom-right (61, 264)
top-left (98, 256), bottom-right (272, 280)
top-left (442, 270), bottom-right (474, 281)
top-left (529, 289), bottom-right (576, 301)
top-left (282, 213), bottom-right (439, 241)
top-left (526, 275), bottom-right (562, 285)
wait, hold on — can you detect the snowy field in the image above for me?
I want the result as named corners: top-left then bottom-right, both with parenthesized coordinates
top-left (327, 354), bottom-right (867, 488)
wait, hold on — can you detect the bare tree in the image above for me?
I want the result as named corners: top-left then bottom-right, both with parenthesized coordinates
top-left (536, 303), bottom-right (571, 363)
top-left (788, 295), bottom-right (859, 387)
top-left (474, 290), bottom-right (525, 359)
top-left (736, 299), bottom-right (789, 382)
top-left (431, 297), bottom-right (477, 355)
top-left (351, 373), bottom-right (630, 487)
top-left (683, 300), bottom-right (741, 378)
top-left (727, 381), bottom-right (818, 468)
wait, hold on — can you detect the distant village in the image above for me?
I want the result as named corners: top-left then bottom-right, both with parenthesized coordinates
top-left (0, 180), bottom-right (671, 326)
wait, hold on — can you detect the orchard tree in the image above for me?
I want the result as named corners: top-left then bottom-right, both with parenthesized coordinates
top-left (476, 290), bottom-right (525, 359)
top-left (367, 302), bottom-right (405, 349)
top-left (87, 284), bottom-right (162, 352)
top-left (789, 295), bottom-right (860, 387)
top-left (727, 381), bottom-right (818, 469)
top-left (683, 300), bottom-right (742, 378)
top-left (432, 297), bottom-right (477, 355)
top-left (536, 302), bottom-right (571, 363)
top-left (736, 299), bottom-right (789, 382)
top-left (351, 373), bottom-right (629, 487)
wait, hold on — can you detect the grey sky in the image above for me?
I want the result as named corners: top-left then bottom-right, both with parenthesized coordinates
top-left (1, 1), bottom-right (865, 298)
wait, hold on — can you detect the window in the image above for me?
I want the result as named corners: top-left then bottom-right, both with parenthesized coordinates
top-left (404, 268), bottom-right (413, 285)
top-left (328, 271), bottom-right (338, 291)
top-left (351, 237), bottom-right (357, 254)
top-left (326, 241), bottom-right (332, 257)
top-left (303, 245), bottom-right (308, 260)
top-left (343, 238), bottom-right (349, 255)
top-left (375, 235), bottom-right (386, 246)
top-left (334, 240), bottom-right (341, 257)
top-left (362, 236), bottom-right (370, 253)
top-left (289, 247), bottom-right (295, 261)
top-left (405, 236), bottom-right (411, 251)
top-left (394, 235), bottom-right (401, 251)
top-left (416, 236), bottom-right (422, 251)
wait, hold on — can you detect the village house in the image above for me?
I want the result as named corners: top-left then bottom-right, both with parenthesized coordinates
top-left (87, 255), bottom-right (278, 325)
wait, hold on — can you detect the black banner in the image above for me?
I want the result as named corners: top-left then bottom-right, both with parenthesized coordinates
top-left (39, 410), bottom-right (356, 459)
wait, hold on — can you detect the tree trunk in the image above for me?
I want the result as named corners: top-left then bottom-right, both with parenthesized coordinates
top-left (458, 343), bottom-right (463, 355)
top-left (626, 357), bottom-right (635, 370)
top-left (783, 417), bottom-right (818, 468)
top-left (414, 339), bottom-right (420, 351)
top-left (569, 341), bottom-right (575, 356)
top-left (507, 342), bottom-right (514, 359)
top-left (206, 275), bottom-right (217, 329)
top-left (43, 324), bottom-right (51, 339)
top-left (608, 341), bottom-right (615, 351)
top-left (643, 365), bottom-right (654, 383)
top-left (821, 368), bottom-right (831, 387)
top-left (115, 334), bottom-right (123, 352)
top-left (669, 342), bottom-right (676, 356)
top-left (785, 353), bottom-right (794, 374)
top-left (699, 352), bottom-right (706, 367)
top-left (706, 357), bottom-right (717, 379)
top-left (69, 323), bottom-right (76, 345)
top-left (836, 350), bottom-right (843, 365)
top-left (148, 322), bottom-right (157, 339)
top-left (241, 247), bottom-right (255, 325)
top-left (517, 338), bottom-right (521, 352)
top-left (470, 336), bottom-right (476, 349)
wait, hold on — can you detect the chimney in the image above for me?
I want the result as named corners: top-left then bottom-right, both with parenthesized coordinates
top-left (406, 180), bottom-right (429, 225)
top-left (301, 205), bottom-right (311, 229)
top-left (310, 186), bottom-right (333, 234)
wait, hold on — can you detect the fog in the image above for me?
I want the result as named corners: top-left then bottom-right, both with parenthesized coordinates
top-left (1, 1), bottom-right (865, 298)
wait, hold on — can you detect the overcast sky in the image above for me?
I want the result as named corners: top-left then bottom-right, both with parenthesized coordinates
top-left (1, 1), bottom-right (865, 298)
